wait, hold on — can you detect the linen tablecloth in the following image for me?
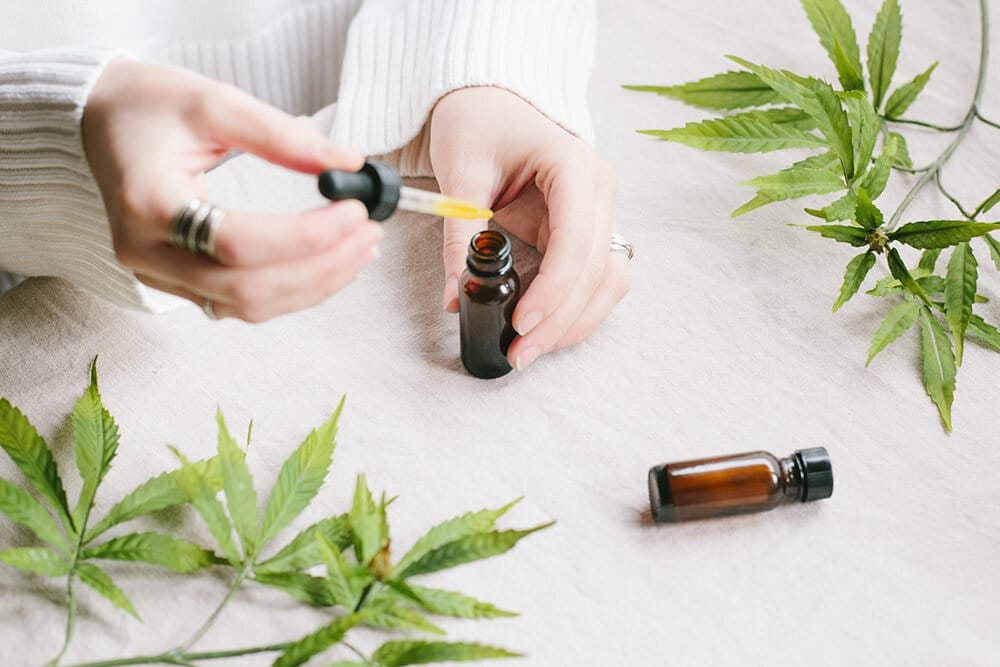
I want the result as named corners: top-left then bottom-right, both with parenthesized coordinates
top-left (2, 1), bottom-right (998, 664)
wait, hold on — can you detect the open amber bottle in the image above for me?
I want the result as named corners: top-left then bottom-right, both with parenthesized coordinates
top-left (459, 229), bottom-right (520, 379)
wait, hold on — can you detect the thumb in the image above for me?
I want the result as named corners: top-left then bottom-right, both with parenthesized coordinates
top-left (439, 176), bottom-right (495, 312)
top-left (207, 84), bottom-right (364, 174)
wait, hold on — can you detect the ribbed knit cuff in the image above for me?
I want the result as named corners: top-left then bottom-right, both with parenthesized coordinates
top-left (0, 47), bottom-right (178, 312)
top-left (332, 0), bottom-right (597, 176)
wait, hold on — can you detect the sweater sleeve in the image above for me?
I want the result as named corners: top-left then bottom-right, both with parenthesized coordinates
top-left (332, 0), bottom-right (597, 176)
top-left (0, 47), bottom-right (177, 311)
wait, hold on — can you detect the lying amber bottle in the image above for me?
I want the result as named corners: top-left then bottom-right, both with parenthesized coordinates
top-left (459, 229), bottom-right (520, 379)
top-left (648, 447), bottom-right (833, 523)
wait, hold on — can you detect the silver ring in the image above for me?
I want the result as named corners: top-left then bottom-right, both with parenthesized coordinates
top-left (171, 198), bottom-right (225, 259)
top-left (202, 297), bottom-right (218, 320)
top-left (609, 233), bottom-right (634, 260)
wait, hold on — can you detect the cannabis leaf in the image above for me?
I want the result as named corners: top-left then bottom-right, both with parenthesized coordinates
top-left (217, 410), bottom-right (259, 560)
top-left (867, 0), bottom-right (902, 110)
top-left (943, 242), bottom-right (978, 364)
top-left (0, 477), bottom-right (68, 552)
top-left (884, 62), bottom-right (938, 118)
top-left (254, 514), bottom-right (352, 574)
top-left (81, 532), bottom-right (220, 573)
top-left (919, 305), bottom-right (957, 431)
top-left (867, 300), bottom-right (920, 365)
top-left (371, 641), bottom-right (520, 666)
top-left (638, 117), bottom-right (826, 153)
top-left (800, 0), bottom-right (863, 92)
top-left (76, 562), bottom-right (140, 620)
top-left (834, 251), bottom-right (877, 311)
top-left (397, 526), bottom-right (552, 579)
top-left (272, 613), bottom-right (362, 667)
top-left (624, 71), bottom-right (783, 110)
top-left (889, 221), bottom-right (1000, 250)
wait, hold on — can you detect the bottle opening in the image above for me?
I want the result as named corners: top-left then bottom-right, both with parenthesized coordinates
top-left (467, 229), bottom-right (512, 275)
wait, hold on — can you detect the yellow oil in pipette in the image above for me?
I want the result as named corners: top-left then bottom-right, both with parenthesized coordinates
top-left (397, 185), bottom-right (493, 220)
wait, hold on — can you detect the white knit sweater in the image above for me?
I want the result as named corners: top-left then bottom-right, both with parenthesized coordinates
top-left (0, 0), bottom-right (596, 310)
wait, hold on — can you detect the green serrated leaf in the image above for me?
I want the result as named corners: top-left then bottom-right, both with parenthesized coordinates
top-left (349, 474), bottom-right (386, 567)
top-left (968, 314), bottom-right (1000, 352)
top-left (867, 300), bottom-right (920, 365)
top-left (85, 457), bottom-right (221, 543)
top-left (858, 133), bottom-right (898, 198)
top-left (71, 360), bottom-right (121, 529)
top-left (973, 189), bottom-right (1000, 218)
top-left (730, 107), bottom-right (820, 131)
top-left (259, 398), bottom-right (344, 549)
top-left (623, 71), bottom-right (784, 110)
top-left (887, 247), bottom-right (931, 305)
top-left (637, 116), bottom-right (826, 154)
top-left (399, 524), bottom-right (551, 579)
top-left (944, 242), bottom-right (978, 365)
top-left (800, 0), bottom-right (863, 92)
top-left (253, 571), bottom-right (337, 606)
top-left (832, 34), bottom-right (865, 91)
top-left (254, 514), bottom-right (352, 575)
top-left (81, 532), bottom-right (219, 573)
top-left (0, 546), bottom-right (69, 576)
top-left (888, 131), bottom-right (912, 168)
top-left (853, 188), bottom-right (884, 231)
top-left (273, 613), bottom-right (361, 667)
top-left (840, 91), bottom-right (879, 179)
top-left (395, 499), bottom-right (522, 574)
top-left (76, 562), bottom-right (140, 619)
top-left (732, 192), bottom-right (780, 218)
top-left (788, 152), bottom-right (842, 173)
top-left (984, 234), bottom-right (1000, 270)
top-left (918, 275), bottom-right (947, 294)
top-left (885, 62), bottom-right (938, 118)
top-left (0, 477), bottom-right (68, 552)
top-left (742, 168), bottom-right (847, 202)
top-left (0, 398), bottom-right (72, 531)
top-left (919, 305), bottom-right (956, 432)
top-left (173, 450), bottom-right (240, 566)
top-left (867, 0), bottom-right (902, 109)
top-left (394, 585), bottom-right (517, 620)
top-left (372, 641), bottom-right (520, 667)
top-left (365, 603), bottom-right (445, 635)
top-left (217, 410), bottom-right (258, 560)
top-left (834, 252), bottom-right (876, 311)
top-left (317, 534), bottom-right (357, 609)
top-left (806, 190), bottom-right (858, 221)
top-left (890, 220), bottom-right (1000, 250)
top-left (803, 224), bottom-right (870, 247)
top-left (918, 249), bottom-right (942, 272)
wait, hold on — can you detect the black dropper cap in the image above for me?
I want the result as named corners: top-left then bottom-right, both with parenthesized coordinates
top-left (794, 447), bottom-right (834, 502)
top-left (318, 160), bottom-right (401, 222)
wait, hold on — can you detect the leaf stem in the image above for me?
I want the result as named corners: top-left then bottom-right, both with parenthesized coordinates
top-left (975, 109), bottom-right (1000, 131)
top-left (175, 565), bottom-right (249, 652)
top-left (343, 641), bottom-right (372, 665)
top-left (934, 172), bottom-right (975, 220)
top-left (891, 164), bottom-right (933, 174)
top-left (354, 582), bottom-right (374, 612)
top-left (47, 572), bottom-right (79, 667)
top-left (887, 0), bottom-right (990, 231)
top-left (59, 642), bottom-right (291, 667)
top-left (882, 116), bottom-right (964, 132)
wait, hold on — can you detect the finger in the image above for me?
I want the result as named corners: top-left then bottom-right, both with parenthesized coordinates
top-left (439, 170), bottom-right (495, 312)
top-left (551, 253), bottom-right (630, 349)
top-left (204, 86), bottom-right (364, 174)
top-left (138, 223), bottom-right (383, 319)
top-left (135, 272), bottom-right (220, 310)
top-left (509, 163), bottom-right (612, 366)
top-left (209, 200), bottom-right (369, 267)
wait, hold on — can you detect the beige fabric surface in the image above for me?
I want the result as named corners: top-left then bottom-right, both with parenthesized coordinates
top-left (1, 1), bottom-right (999, 665)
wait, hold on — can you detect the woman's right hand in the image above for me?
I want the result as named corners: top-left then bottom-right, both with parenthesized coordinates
top-left (82, 58), bottom-right (382, 321)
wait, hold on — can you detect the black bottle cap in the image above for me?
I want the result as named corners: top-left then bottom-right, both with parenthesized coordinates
top-left (795, 447), bottom-right (834, 502)
top-left (317, 160), bottom-right (401, 221)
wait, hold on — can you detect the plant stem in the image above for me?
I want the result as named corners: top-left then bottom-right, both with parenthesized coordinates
top-left (60, 642), bottom-right (290, 667)
top-left (891, 164), bottom-right (933, 174)
top-left (354, 583), bottom-right (374, 612)
top-left (887, 0), bottom-right (990, 231)
top-left (975, 109), bottom-right (1000, 131)
top-left (343, 641), bottom-right (372, 664)
top-left (934, 172), bottom-right (974, 220)
top-left (176, 566), bottom-right (250, 652)
top-left (47, 573), bottom-right (79, 667)
top-left (882, 116), bottom-right (964, 132)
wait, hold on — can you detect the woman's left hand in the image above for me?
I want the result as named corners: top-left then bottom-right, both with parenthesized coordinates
top-left (430, 86), bottom-right (629, 371)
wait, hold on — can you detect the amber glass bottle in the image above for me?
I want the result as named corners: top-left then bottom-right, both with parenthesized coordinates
top-left (459, 230), bottom-right (520, 379)
top-left (648, 447), bottom-right (833, 523)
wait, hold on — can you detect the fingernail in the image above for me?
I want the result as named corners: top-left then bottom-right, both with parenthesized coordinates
top-left (443, 276), bottom-right (458, 311)
top-left (516, 311), bottom-right (543, 336)
top-left (515, 346), bottom-right (540, 371)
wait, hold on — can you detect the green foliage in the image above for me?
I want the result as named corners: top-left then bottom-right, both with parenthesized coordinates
top-left (628, 0), bottom-right (1000, 430)
top-left (867, 0), bottom-right (902, 110)
top-left (919, 305), bottom-right (957, 431)
top-left (885, 62), bottom-right (938, 118)
top-left (623, 71), bottom-right (783, 110)
top-left (371, 641), bottom-right (520, 667)
top-left (0, 363), bottom-right (545, 666)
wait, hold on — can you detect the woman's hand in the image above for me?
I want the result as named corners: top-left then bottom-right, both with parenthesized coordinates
top-left (82, 59), bottom-right (382, 321)
top-left (430, 86), bottom-right (629, 370)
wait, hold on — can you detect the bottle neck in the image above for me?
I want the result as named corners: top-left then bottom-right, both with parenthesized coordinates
top-left (779, 455), bottom-right (805, 501)
top-left (466, 230), bottom-right (513, 278)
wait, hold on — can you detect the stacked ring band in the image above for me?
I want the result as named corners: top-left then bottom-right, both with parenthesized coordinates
top-left (170, 199), bottom-right (225, 258)
top-left (609, 233), bottom-right (635, 260)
